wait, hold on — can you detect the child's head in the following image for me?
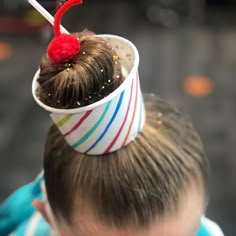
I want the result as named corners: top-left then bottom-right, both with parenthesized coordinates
top-left (32, 3), bottom-right (208, 234)
top-left (40, 94), bottom-right (208, 236)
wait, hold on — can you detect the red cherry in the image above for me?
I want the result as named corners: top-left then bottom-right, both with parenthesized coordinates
top-left (47, 34), bottom-right (80, 64)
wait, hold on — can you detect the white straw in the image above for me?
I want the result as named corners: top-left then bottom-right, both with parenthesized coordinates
top-left (28, 0), bottom-right (69, 34)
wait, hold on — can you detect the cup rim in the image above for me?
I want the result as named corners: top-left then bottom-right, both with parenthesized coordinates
top-left (32, 34), bottom-right (140, 115)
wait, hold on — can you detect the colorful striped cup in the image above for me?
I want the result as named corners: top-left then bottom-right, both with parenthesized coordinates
top-left (32, 34), bottom-right (145, 155)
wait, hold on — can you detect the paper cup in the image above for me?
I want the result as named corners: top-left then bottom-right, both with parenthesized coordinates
top-left (32, 34), bottom-right (145, 155)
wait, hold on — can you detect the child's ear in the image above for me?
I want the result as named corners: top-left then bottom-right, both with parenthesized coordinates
top-left (32, 199), bottom-right (51, 224)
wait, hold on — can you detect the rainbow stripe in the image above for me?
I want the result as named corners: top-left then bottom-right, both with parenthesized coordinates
top-left (104, 78), bottom-right (134, 153)
top-left (85, 91), bottom-right (125, 154)
top-left (138, 93), bottom-right (144, 132)
top-left (72, 100), bottom-right (112, 149)
top-left (122, 73), bottom-right (139, 147)
top-left (63, 110), bottom-right (93, 137)
top-left (56, 114), bottom-right (72, 127)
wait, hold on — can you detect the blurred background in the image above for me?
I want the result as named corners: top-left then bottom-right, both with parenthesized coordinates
top-left (0, 0), bottom-right (236, 235)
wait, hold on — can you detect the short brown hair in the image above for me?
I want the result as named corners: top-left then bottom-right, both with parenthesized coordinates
top-left (43, 94), bottom-right (208, 227)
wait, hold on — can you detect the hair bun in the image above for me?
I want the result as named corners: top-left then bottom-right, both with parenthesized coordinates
top-left (47, 34), bottom-right (80, 64)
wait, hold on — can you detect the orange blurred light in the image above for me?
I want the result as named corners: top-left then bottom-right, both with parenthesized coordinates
top-left (0, 42), bottom-right (12, 61)
top-left (183, 75), bottom-right (214, 97)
